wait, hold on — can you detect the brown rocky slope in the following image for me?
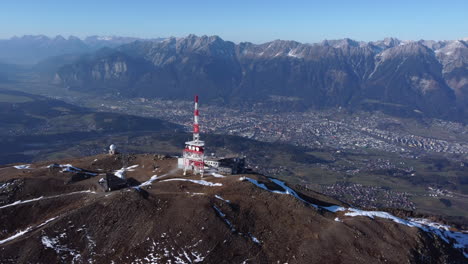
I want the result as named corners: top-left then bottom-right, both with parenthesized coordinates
top-left (0, 154), bottom-right (466, 263)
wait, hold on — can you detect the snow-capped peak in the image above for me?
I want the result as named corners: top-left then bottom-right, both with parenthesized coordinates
top-left (97, 36), bottom-right (114, 41)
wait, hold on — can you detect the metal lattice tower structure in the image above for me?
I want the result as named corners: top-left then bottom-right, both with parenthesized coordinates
top-left (183, 95), bottom-right (205, 176)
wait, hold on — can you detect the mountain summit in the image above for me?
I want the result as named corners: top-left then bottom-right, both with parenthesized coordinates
top-left (0, 154), bottom-right (467, 263)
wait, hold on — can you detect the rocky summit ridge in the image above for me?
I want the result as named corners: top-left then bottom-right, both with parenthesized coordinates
top-left (0, 153), bottom-right (467, 263)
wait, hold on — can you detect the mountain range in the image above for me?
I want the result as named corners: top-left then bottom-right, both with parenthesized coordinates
top-left (1, 34), bottom-right (468, 120)
top-left (52, 35), bottom-right (468, 120)
top-left (0, 35), bottom-right (164, 64)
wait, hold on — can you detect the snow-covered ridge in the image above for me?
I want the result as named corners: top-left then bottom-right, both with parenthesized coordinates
top-left (245, 177), bottom-right (468, 258)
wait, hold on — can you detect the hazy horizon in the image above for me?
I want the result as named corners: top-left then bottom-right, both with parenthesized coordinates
top-left (1, 0), bottom-right (467, 44)
top-left (2, 33), bottom-right (468, 45)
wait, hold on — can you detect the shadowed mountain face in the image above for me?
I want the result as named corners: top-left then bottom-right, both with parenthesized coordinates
top-left (52, 35), bottom-right (468, 120)
top-left (0, 89), bottom-right (180, 136)
top-left (0, 89), bottom-right (182, 164)
top-left (363, 43), bottom-right (456, 117)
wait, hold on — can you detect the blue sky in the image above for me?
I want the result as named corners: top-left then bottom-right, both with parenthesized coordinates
top-left (1, 0), bottom-right (467, 43)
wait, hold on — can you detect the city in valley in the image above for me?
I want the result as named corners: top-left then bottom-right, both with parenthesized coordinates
top-left (57, 96), bottom-right (468, 156)
top-left (24, 93), bottom-right (463, 216)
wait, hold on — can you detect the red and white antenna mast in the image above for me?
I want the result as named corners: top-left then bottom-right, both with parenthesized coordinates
top-left (183, 95), bottom-right (205, 176)
top-left (193, 95), bottom-right (200, 141)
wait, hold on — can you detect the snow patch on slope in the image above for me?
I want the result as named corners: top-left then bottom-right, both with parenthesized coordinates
top-left (0, 217), bottom-right (57, 245)
top-left (270, 178), bottom-right (318, 208)
top-left (245, 178), bottom-right (270, 191)
top-left (213, 205), bottom-right (235, 232)
top-left (0, 190), bottom-right (95, 210)
top-left (344, 208), bottom-right (419, 226)
top-left (211, 172), bottom-right (225, 178)
top-left (137, 168), bottom-right (179, 188)
top-left (139, 175), bottom-right (159, 187)
top-left (0, 227), bottom-right (32, 245)
top-left (212, 205), bottom-right (261, 245)
top-left (0, 182), bottom-right (11, 190)
top-left (287, 49), bottom-right (302, 58)
top-left (249, 234), bottom-right (261, 244)
top-left (215, 195), bottom-right (230, 203)
top-left (114, 164), bottom-right (139, 178)
top-left (245, 177), bottom-right (317, 208)
top-left (48, 164), bottom-right (97, 176)
top-left (322, 205), bottom-right (347, 212)
top-left (131, 237), bottom-right (207, 263)
top-left (346, 210), bottom-right (468, 258)
top-left (13, 164), bottom-right (31, 169)
top-left (41, 235), bottom-right (82, 262)
top-left (161, 178), bottom-right (222, 187)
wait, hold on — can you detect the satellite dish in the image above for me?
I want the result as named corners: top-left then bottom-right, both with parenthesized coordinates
top-left (110, 144), bottom-right (116, 150)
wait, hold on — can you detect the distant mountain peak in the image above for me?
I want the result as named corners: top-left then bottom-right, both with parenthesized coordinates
top-left (0, 34), bottom-right (159, 64)
top-left (53, 35), bottom-right (66, 41)
top-left (383, 37), bottom-right (401, 45)
top-left (377, 41), bottom-right (433, 61)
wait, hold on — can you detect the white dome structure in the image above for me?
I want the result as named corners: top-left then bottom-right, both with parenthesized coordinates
top-left (109, 144), bottom-right (117, 155)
